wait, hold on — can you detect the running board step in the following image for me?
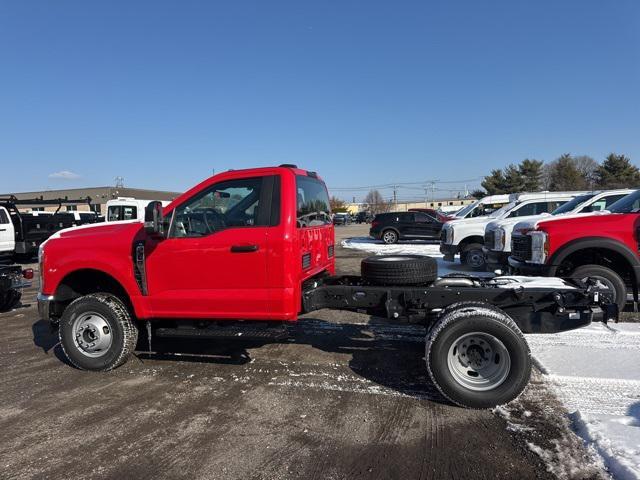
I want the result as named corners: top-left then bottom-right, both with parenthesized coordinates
top-left (155, 326), bottom-right (289, 341)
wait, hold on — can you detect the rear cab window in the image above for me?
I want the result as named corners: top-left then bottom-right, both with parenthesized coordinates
top-left (296, 176), bottom-right (331, 227)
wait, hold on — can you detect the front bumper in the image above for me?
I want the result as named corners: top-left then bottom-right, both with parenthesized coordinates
top-left (439, 243), bottom-right (458, 262)
top-left (508, 257), bottom-right (556, 276)
top-left (484, 248), bottom-right (509, 270)
top-left (37, 293), bottom-right (55, 322)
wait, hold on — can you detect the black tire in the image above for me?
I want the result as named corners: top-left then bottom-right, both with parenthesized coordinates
top-left (59, 293), bottom-right (138, 371)
top-left (571, 264), bottom-right (627, 313)
top-left (381, 229), bottom-right (399, 244)
top-left (462, 243), bottom-right (486, 271)
top-left (361, 255), bottom-right (438, 286)
top-left (0, 290), bottom-right (21, 312)
top-left (426, 305), bottom-right (531, 408)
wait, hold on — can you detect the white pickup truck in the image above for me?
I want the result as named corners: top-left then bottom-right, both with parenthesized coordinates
top-left (449, 194), bottom-right (511, 220)
top-left (483, 189), bottom-right (633, 271)
top-left (440, 191), bottom-right (583, 270)
top-left (0, 206), bottom-right (15, 262)
top-left (106, 198), bottom-right (170, 222)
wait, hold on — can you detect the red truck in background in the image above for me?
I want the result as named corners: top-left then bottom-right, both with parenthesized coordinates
top-left (37, 165), bottom-right (615, 409)
top-left (509, 189), bottom-right (640, 313)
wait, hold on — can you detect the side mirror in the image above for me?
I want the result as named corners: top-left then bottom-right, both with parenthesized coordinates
top-left (144, 201), bottom-right (166, 237)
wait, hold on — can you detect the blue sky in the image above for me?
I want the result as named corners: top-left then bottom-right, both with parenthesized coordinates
top-left (1, 1), bottom-right (638, 201)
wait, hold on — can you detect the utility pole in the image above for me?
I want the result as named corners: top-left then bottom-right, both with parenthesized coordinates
top-left (114, 176), bottom-right (124, 188)
top-left (392, 185), bottom-right (398, 206)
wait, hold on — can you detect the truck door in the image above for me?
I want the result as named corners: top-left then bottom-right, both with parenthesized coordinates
top-left (144, 175), bottom-right (278, 319)
top-left (0, 207), bottom-right (15, 255)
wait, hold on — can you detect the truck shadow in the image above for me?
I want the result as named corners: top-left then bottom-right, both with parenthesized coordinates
top-left (32, 317), bottom-right (446, 403)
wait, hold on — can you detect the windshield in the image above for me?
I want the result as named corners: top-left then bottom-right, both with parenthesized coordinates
top-left (551, 193), bottom-right (595, 215)
top-left (489, 202), bottom-right (515, 218)
top-left (454, 201), bottom-right (478, 218)
top-left (608, 191), bottom-right (640, 213)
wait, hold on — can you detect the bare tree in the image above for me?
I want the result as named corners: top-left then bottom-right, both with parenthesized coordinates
top-left (363, 189), bottom-right (390, 214)
top-left (574, 155), bottom-right (598, 189)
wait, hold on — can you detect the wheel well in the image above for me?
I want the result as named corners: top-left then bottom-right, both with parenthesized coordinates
top-left (557, 248), bottom-right (635, 284)
top-left (381, 227), bottom-right (399, 235)
top-left (459, 236), bottom-right (484, 250)
top-left (54, 269), bottom-right (132, 312)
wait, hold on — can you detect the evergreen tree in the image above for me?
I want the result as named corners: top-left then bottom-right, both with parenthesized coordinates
top-left (519, 159), bottom-right (544, 191)
top-left (548, 154), bottom-right (587, 191)
top-left (481, 169), bottom-right (507, 195)
top-left (594, 153), bottom-right (640, 189)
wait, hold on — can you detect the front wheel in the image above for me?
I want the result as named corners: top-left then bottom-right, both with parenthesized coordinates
top-left (426, 305), bottom-right (531, 408)
top-left (462, 243), bottom-right (486, 271)
top-left (59, 293), bottom-right (138, 371)
top-left (571, 264), bottom-right (627, 313)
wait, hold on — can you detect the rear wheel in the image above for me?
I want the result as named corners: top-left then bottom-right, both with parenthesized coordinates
top-left (426, 305), bottom-right (531, 408)
top-left (381, 229), bottom-right (399, 244)
top-left (462, 243), bottom-right (485, 271)
top-left (571, 264), bottom-right (627, 313)
top-left (59, 293), bottom-right (138, 371)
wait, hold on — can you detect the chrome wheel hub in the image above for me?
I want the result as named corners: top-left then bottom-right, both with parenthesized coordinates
top-left (72, 312), bottom-right (112, 358)
top-left (447, 332), bottom-right (510, 391)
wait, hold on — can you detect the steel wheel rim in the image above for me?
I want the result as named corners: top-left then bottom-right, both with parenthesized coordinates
top-left (447, 332), bottom-right (511, 391)
top-left (467, 250), bottom-right (484, 268)
top-left (72, 311), bottom-right (113, 358)
top-left (383, 231), bottom-right (397, 243)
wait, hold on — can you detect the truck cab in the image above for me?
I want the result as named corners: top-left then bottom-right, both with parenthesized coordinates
top-left (39, 165), bottom-right (335, 323)
top-left (450, 194), bottom-right (511, 220)
top-left (484, 189), bottom-right (632, 271)
top-left (440, 191), bottom-right (582, 270)
top-left (509, 189), bottom-right (640, 312)
top-left (106, 198), bottom-right (171, 222)
top-left (0, 206), bottom-right (15, 262)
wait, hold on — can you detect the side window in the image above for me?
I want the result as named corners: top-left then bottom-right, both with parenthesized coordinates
top-left (297, 176), bottom-right (331, 227)
top-left (170, 177), bottom-right (264, 238)
top-left (508, 202), bottom-right (536, 218)
top-left (0, 209), bottom-right (9, 224)
top-left (604, 194), bottom-right (626, 209)
top-left (123, 206), bottom-right (137, 220)
top-left (414, 213), bottom-right (430, 223)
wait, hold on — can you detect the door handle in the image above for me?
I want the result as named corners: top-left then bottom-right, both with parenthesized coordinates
top-left (231, 244), bottom-right (259, 253)
top-left (0, 228), bottom-right (5, 231)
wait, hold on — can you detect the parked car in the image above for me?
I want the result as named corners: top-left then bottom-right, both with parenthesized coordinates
top-left (509, 189), bottom-right (640, 313)
top-left (105, 197), bottom-right (171, 222)
top-left (355, 211), bottom-right (373, 223)
top-left (37, 164), bottom-right (613, 409)
top-left (408, 208), bottom-right (454, 222)
top-left (370, 211), bottom-right (443, 244)
top-left (332, 212), bottom-right (351, 225)
top-left (440, 191), bottom-right (583, 270)
top-left (483, 189), bottom-right (632, 271)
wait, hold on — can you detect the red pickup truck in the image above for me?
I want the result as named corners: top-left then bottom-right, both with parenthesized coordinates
top-left (38, 165), bottom-right (615, 408)
top-left (509, 189), bottom-right (640, 313)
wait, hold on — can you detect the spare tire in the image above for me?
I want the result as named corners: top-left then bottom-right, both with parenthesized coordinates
top-left (361, 255), bottom-right (438, 286)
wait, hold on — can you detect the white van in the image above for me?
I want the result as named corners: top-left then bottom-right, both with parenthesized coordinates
top-left (106, 198), bottom-right (171, 222)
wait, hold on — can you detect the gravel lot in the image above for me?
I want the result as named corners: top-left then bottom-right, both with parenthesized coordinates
top-left (0, 224), bottom-right (606, 480)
